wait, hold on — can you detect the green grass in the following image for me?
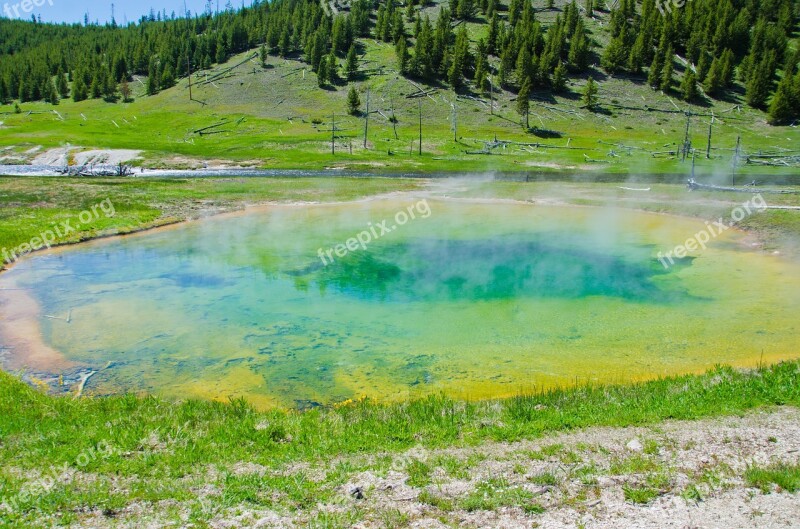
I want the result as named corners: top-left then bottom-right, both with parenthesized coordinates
top-left (0, 176), bottom-right (421, 269)
top-left (745, 462), bottom-right (800, 493)
top-left (622, 484), bottom-right (660, 505)
top-left (460, 478), bottom-right (542, 513)
top-left (609, 455), bottom-right (661, 475)
top-left (405, 458), bottom-right (432, 488)
top-left (529, 472), bottom-right (559, 486)
top-left (432, 455), bottom-right (470, 480)
top-left (417, 490), bottom-right (454, 511)
top-left (1, 361), bottom-right (799, 525)
top-left (680, 484), bottom-right (703, 502)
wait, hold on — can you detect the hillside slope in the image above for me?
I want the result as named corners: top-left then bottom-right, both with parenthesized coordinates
top-left (0, 0), bottom-right (798, 177)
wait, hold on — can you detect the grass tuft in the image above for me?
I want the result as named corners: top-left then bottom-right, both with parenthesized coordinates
top-left (744, 462), bottom-right (800, 493)
top-left (622, 484), bottom-right (659, 504)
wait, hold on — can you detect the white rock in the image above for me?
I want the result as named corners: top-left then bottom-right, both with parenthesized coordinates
top-left (626, 438), bottom-right (643, 452)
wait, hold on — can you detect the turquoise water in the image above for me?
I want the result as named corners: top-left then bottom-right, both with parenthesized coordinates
top-left (3, 199), bottom-right (800, 408)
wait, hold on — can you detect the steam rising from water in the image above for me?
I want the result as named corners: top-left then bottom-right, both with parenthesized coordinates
top-left (1, 198), bottom-right (799, 408)
top-left (312, 236), bottom-right (693, 303)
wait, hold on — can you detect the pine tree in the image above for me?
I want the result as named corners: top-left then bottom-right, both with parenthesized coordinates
top-left (517, 77), bottom-right (531, 129)
top-left (327, 50), bottom-right (338, 84)
top-left (317, 56), bottom-right (329, 88)
top-left (487, 14), bottom-right (499, 55)
top-left (56, 69), bottom-right (69, 98)
top-left (696, 51), bottom-right (711, 83)
top-left (508, 0), bottom-right (522, 25)
top-left (602, 37), bottom-right (627, 74)
top-left (279, 28), bottom-right (291, 58)
top-left (746, 51), bottom-right (776, 109)
top-left (112, 55), bottom-right (127, 82)
top-left (704, 58), bottom-right (723, 96)
top-left (498, 48), bottom-right (510, 88)
top-left (627, 33), bottom-right (646, 75)
top-left (583, 77), bottom-right (598, 110)
top-left (659, 49), bottom-right (674, 92)
top-left (448, 26), bottom-right (470, 89)
top-left (215, 33), bottom-right (228, 64)
top-left (719, 49), bottom-right (735, 88)
top-left (681, 69), bottom-right (698, 102)
top-left (516, 46), bottom-right (532, 87)
top-left (767, 75), bottom-right (794, 125)
top-left (72, 77), bottom-right (88, 102)
top-left (102, 67), bottom-right (117, 99)
top-left (455, 0), bottom-right (475, 20)
top-left (406, 0), bottom-right (416, 22)
top-left (567, 26), bottom-right (590, 72)
top-left (347, 85), bottom-right (361, 115)
top-left (396, 38), bottom-right (409, 75)
top-left (90, 74), bottom-right (102, 99)
top-left (647, 53), bottom-right (663, 88)
top-left (375, 4), bottom-right (387, 41)
top-left (42, 78), bottom-right (57, 105)
top-left (147, 59), bottom-right (159, 96)
top-left (346, 44), bottom-right (358, 80)
top-left (553, 62), bottom-right (567, 93)
top-left (160, 62), bottom-right (175, 89)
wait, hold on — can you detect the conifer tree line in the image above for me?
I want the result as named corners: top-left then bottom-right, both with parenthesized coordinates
top-left (600, 0), bottom-right (799, 123)
top-left (0, 0), bottom-right (797, 124)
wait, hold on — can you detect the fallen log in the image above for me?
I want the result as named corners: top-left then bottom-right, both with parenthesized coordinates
top-left (404, 79), bottom-right (437, 102)
top-left (197, 52), bottom-right (258, 86)
top-left (193, 120), bottom-right (230, 134)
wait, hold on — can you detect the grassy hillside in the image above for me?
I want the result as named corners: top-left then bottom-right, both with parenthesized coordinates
top-left (1, 0), bottom-right (798, 177)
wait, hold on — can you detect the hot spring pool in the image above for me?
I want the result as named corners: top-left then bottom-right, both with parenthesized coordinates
top-left (2, 198), bottom-right (799, 408)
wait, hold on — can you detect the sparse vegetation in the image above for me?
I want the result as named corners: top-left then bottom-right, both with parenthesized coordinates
top-left (623, 484), bottom-right (660, 504)
top-left (745, 462), bottom-right (800, 493)
top-left (0, 359), bottom-right (798, 526)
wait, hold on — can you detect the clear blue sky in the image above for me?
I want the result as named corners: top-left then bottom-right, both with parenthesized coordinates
top-left (3, 1), bottom-right (251, 24)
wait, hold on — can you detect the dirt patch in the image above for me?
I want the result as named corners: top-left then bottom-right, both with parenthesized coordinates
top-left (31, 147), bottom-right (141, 166)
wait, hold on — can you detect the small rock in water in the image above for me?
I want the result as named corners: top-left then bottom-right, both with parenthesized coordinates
top-left (626, 438), bottom-right (643, 452)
